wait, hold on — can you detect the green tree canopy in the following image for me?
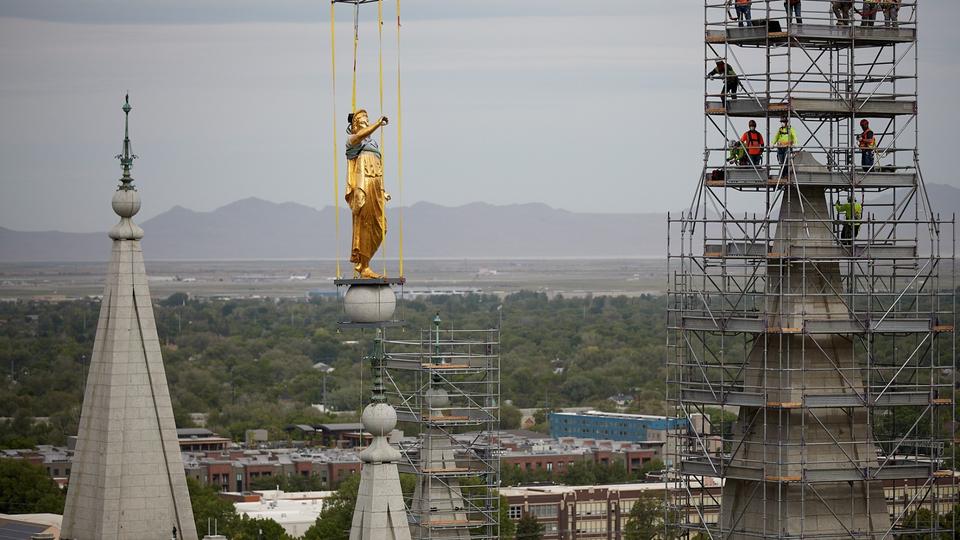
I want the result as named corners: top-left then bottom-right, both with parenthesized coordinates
top-left (515, 512), bottom-right (544, 540)
top-left (302, 474), bottom-right (361, 540)
top-left (0, 458), bottom-right (65, 514)
top-left (623, 492), bottom-right (678, 540)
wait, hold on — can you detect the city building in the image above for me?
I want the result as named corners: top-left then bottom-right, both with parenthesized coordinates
top-left (500, 481), bottom-right (721, 539)
top-left (178, 428), bottom-right (232, 452)
top-left (548, 411), bottom-right (691, 443)
top-left (232, 490), bottom-right (334, 537)
top-left (182, 448), bottom-right (361, 492)
top-left (0, 513), bottom-right (62, 540)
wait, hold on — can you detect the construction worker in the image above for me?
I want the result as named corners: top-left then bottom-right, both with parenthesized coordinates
top-left (834, 195), bottom-right (863, 246)
top-left (784, 0), bottom-right (803, 25)
top-left (882, 0), bottom-right (900, 27)
top-left (860, 0), bottom-right (880, 26)
top-left (729, 0), bottom-right (752, 27)
top-left (857, 119), bottom-right (876, 171)
top-left (832, 0), bottom-right (854, 25)
top-left (707, 60), bottom-right (740, 106)
top-left (741, 120), bottom-right (765, 167)
top-left (727, 139), bottom-right (747, 166)
top-left (773, 117), bottom-right (797, 166)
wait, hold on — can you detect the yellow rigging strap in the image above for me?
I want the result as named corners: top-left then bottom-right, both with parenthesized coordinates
top-left (330, 2), bottom-right (341, 279)
top-left (332, 0), bottom-right (403, 279)
top-left (378, 0), bottom-right (386, 275)
top-left (351, 2), bottom-right (359, 112)
top-left (396, 0), bottom-right (404, 277)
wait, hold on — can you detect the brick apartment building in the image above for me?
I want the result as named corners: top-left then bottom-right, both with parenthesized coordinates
top-left (500, 481), bottom-right (722, 539)
top-left (183, 448), bottom-right (362, 491)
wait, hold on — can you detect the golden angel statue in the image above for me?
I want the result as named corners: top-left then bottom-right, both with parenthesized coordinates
top-left (345, 108), bottom-right (390, 279)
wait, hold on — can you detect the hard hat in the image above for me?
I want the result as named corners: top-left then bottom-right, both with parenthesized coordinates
top-left (748, 120), bottom-right (757, 127)
top-left (860, 119), bottom-right (870, 127)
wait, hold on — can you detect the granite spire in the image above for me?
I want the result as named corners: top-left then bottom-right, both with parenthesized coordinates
top-left (61, 96), bottom-right (198, 540)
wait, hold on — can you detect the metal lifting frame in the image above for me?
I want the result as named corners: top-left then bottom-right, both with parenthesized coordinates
top-left (669, 1), bottom-right (956, 537)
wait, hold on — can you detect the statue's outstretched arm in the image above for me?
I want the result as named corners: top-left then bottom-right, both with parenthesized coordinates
top-left (348, 117), bottom-right (389, 146)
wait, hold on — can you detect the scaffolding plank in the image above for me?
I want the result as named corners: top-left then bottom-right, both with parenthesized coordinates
top-left (706, 24), bottom-right (916, 47)
top-left (682, 316), bottom-right (765, 333)
top-left (684, 459), bottom-right (933, 482)
top-left (804, 319), bottom-right (868, 334)
top-left (765, 475), bottom-right (801, 482)
top-left (680, 388), bottom-right (767, 407)
top-left (424, 520), bottom-right (489, 528)
top-left (871, 318), bottom-right (931, 333)
top-left (766, 401), bottom-right (802, 409)
top-left (720, 168), bottom-right (916, 189)
top-left (706, 97), bottom-right (916, 119)
top-left (420, 363), bottom-right (471, 369)
top-left (703, 242), bottom-right (916, 260)
top-left (805, 392), bottom-right (931, 407)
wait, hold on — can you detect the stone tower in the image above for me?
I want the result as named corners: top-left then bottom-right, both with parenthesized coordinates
top-left (719, 175), bottom-right (890, 537)
top-left (350, 333), bottom-right (413, 540)
top-left (61, 96), bottom-right (198, 540)
top-left (409, 386), bottom-right (470, 540)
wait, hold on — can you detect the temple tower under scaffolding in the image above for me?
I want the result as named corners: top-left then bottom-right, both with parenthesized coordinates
top-left (668, 2), bottom-right (956, 537)
top-left (385, 315), bottom-right (501, 540)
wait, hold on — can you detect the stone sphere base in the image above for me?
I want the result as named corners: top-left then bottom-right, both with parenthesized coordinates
top-left (343, 284), bottom-right (397, 323)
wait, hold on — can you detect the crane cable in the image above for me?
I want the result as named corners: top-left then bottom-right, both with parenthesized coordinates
top-left (330, 2), bottom-right (341, 279)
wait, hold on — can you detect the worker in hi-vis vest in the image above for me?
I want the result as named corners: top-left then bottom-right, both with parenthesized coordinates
top-left (727, 139), bottom-right (747, 166)
top-left (728, 0), bottom-right (752, 27)
top-left (861, 0), bottom-right (881, 26)
top-left (857, 119), bottom-right (876, 171)
top-left (835, 195), bottom-right (863, 246)
top-left (773, 117), bottom-right (797, 165)
top-left (740, 120), bottom-right (765, 166)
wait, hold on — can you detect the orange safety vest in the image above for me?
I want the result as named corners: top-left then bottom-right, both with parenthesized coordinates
top-left (858, 129), bottom-right (876, 149)
top-left (741, 130), bottom-right (764, 155)
top-left (736, 0), bottom-right (750, 5)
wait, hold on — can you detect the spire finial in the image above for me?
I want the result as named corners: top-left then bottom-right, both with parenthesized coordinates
top-left (110, 93), bottom-right (144, 240)
top-left (116, 93), bottom-right (137, 189)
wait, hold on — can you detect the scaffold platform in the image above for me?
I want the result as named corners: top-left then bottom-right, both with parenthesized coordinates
top-left (706, 23), bottom-right (916, 48)
top-left (706, 97), bottom-right (917, 119)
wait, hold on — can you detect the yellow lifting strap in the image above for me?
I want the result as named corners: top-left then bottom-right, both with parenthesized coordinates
top-left (351, 2), bottom-right (359, 112)
top-left (330, 2), bottom-right (341, 279)
top-left (332, 0), bottom-right (404, 279)
top-left (378, 0), bottom-right (386, 275)
top-left (396, 0), bottom-right (404, 277)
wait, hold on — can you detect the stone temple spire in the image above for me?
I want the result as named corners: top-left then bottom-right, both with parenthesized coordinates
top-left (61, 96), bottom-right (198, 540)
top-left (350, 332), bottom-right (413, 540)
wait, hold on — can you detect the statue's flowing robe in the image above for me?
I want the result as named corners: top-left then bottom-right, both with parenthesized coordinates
top-left (345, 135), bottom-right (386, 267)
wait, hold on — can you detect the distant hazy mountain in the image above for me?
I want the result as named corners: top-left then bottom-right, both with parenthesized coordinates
top-left (0, 199), bottom-right (668, 262)
top-left (3, 183), bottom-right (957, 263)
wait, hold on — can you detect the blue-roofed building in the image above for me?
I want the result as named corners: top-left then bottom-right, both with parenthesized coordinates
top-left (548, 410), bottom-right (691, 443)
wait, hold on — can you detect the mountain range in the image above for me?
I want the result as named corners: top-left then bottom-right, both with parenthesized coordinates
top-left (2, 183), bottom-right (958, 262)
top-left (0, 199), bottom-right (668, 262)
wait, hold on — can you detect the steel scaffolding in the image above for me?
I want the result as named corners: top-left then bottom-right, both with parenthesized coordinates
top-left (668, 1), bottom-right (956, 537)
top-left (383, 318), bottom-right (501, 540)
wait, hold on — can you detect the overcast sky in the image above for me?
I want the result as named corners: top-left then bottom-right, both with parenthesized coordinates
top-left (1, 1), bottom-right (958, 232)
